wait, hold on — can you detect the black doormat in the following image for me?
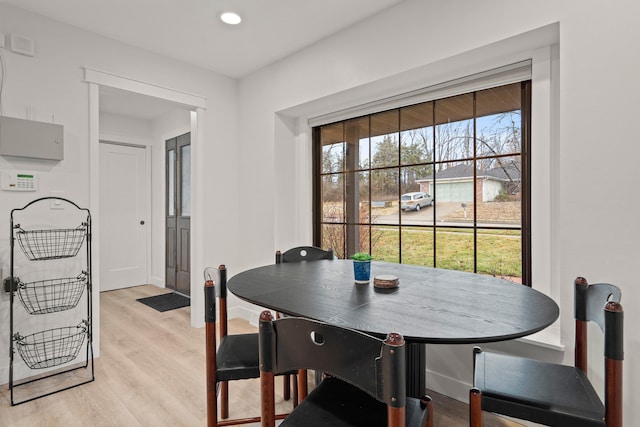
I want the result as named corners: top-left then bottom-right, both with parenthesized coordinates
top-left (137, 292), bottom-right (190, 312)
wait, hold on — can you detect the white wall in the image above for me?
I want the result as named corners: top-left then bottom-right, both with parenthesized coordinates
top-left (237, 0), bottom-right (640, 423)
top-left (0, 3), bottom-right (239, 383)
top-left (100, 112), bottom-right (154, 143)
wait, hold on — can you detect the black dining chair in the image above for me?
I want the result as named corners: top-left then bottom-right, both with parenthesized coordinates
top-left (469, 277), bottom-right (623, 427)
top-left (204, 265), bottom-right (294, 427)
top-left (276, 246), bottom-right (334, 263)
top-left (275, 245), bottom-right (334, 398)
top-left (258, 310), bottom-right (433, 427)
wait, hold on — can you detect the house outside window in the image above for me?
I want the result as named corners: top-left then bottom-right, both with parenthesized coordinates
top-left (313, 80), bottom-right (532, 285)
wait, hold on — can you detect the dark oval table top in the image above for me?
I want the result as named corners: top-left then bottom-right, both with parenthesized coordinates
top-left (227, 260), bottom-right (559, 344)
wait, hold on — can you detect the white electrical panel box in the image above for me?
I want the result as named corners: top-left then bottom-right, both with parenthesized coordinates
top-left (0, 116), bottom-right (63, 160)
top-left (1, 170), bottom-right (39, 191)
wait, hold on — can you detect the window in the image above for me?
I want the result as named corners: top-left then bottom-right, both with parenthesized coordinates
top-left (313, 81), bottom-right (531, 285)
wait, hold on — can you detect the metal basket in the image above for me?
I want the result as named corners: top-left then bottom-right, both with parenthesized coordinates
top-left (16, 225), bottom-right (87, 261)
top-left (14, 323), bottom-right (88, 369)
top-left (17, 272), bottom-right (88, 315)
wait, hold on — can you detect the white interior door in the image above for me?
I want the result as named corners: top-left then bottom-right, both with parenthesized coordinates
top-left (99, 142), bottom-right (148, 291)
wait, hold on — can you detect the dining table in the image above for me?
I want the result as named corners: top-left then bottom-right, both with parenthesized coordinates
top-left (227, 259), bottom-right (559, 397)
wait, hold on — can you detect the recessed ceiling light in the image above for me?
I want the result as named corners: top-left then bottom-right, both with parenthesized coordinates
top-left (220, 11), bottom-right (242, 25)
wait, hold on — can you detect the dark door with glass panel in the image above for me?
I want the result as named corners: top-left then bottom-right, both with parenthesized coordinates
top-left (166, 133), bottom-right (191, 295)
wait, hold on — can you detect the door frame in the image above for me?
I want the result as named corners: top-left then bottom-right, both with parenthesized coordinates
top-left (98, 140), bottom-right (152, 290)
top-left (86, 68), bottom-right (208, 357)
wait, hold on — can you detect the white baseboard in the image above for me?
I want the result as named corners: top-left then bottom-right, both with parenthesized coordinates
top-left (228, 305), bottom-right (263, 327)
top-left (0, 365), bottom-right (8, 386)
top-left (425, 368), bottom-right (471, 404)
top-left (148, 275), bottom-right (164, 287)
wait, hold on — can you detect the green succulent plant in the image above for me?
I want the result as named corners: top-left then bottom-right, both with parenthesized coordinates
top-left (351, 252), bottom-right (373, 261)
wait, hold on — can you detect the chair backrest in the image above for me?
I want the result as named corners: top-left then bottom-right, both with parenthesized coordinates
top-left (573, 277), bottom-right (624, 427)
top-left (276, 246), bottom-right (334, 264)
top-left (204, 268), bottom-right (218, 426)
top-left (259, 310), bottom-right (406, 414)
top-left (204, 265), bottom-right (229, 337)
top-left (573, 277), bottom-right (622, 370)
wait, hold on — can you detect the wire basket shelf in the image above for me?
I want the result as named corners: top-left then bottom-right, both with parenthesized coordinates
top-left (16, 272), bottom-right (88, 315)
top-left (15, 225), bottom-right (87, 261)
top-left (14, 323), bottom-right (88, 369)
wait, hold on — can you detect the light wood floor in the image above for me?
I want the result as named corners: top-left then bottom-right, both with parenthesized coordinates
top-left (1, 285), bottom-right (523, 426)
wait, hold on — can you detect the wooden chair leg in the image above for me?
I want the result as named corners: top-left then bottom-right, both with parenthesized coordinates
top-left (421, 395), bottom-right (433, 427)
top-left (469, 388), bottom-right (483, 427)
top-left (292, 373), bottom-right (299, 407)
top-left (260, 371), bottom-right (276, 427)
top-left (297, 369), bottom-right (308, 400)
top-left (220, 380), bottom-right (229, 419)
top-left (283, 373), bottom-right (291, 400)
top-left (387, 406), bottom-right (405, 427)
top-left (606, 358), bottom-right (623, 427)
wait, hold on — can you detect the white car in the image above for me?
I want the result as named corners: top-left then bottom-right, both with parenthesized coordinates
top-left (401, 192), bottom-right (433, 211)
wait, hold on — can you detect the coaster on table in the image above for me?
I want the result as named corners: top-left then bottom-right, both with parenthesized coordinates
top-left (373, 274), bottom-right (399, 289)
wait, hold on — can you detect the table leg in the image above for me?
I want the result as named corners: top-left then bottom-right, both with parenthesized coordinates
top-left (406, 342), bottom-right (426, 398)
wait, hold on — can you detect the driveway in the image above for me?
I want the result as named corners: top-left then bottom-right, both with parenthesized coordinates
top-left (373, 202), bottom-right (461, 226)
top-left (372, 201), bottom-right (520, 227)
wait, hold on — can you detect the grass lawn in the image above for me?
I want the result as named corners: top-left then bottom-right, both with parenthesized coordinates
top-left (371, 226), bottom-right (522, 280)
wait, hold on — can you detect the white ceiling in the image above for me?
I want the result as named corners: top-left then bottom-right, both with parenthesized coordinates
top-left (2, 0), bottom-right (404, 79)
top-left (2, 0), bottom-right (405, 120)
top-left (2, 0), bottom-right (405, 119)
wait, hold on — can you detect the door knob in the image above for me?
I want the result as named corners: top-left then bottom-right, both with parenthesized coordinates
top-left (140, 220), bottom-right (145, 225)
